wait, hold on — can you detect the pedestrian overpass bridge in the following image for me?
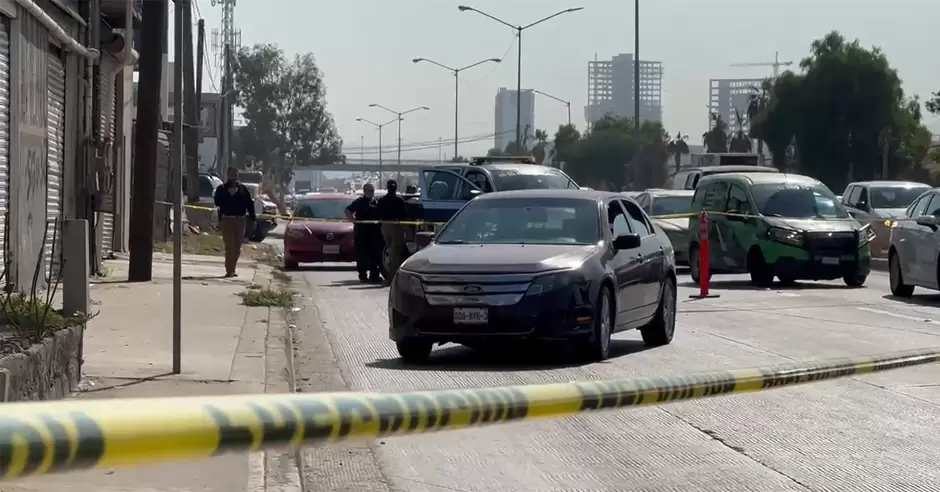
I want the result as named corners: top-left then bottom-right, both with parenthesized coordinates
top-left (310, 158), bottom-right (445, 173)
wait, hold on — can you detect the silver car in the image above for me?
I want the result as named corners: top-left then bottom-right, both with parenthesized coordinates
top-left (631, 189), bottom-right (695, 265)
top-left (887, 188), bottom-right (940, 297)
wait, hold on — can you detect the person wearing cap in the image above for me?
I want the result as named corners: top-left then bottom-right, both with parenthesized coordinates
top-left (376, 179), bottom-right (409, 278)
top-left (345, 183), bottom-right (382, 283)
top-left (214, 167), bottom-right (257, 278)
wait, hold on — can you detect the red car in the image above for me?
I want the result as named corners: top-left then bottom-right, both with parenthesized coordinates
top-left (283, 194), bottom-right (358, 269)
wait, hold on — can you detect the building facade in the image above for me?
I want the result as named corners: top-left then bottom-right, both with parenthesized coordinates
top-left (708, 78), bottom-right (763, 132)
top-left (585, 53), bottom-right (663, 126)
top-left (494, 87), bottom-right (534, 152)
top-left (0, 0), bottom-right (137, 289)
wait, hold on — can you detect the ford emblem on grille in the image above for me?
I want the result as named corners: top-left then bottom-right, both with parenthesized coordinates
top-left (326, 232), bottom-right (334, 241)
top-left (462, 285), bottom-right (483, 294)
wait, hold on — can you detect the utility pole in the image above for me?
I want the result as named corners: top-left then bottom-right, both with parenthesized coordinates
top-left (212, 0), bottom-right (239, 175)
top-left (128, 0), bottom-right (168, 282)
top-left (183, 1), bottom-right (199, 203)
top-left (633, 0), bottom-right (640, 143)
top-left (171, 0), bottom-right (186, 374)
top-left (195, 20), bottom-right (205, 144)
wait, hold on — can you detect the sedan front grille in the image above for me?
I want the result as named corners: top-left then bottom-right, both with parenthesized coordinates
top-left (419, 273), bottom-right (533, 307)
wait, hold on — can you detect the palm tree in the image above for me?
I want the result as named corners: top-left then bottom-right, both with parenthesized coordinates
top-left (666, 132), bottom-right (690, 174)
top-left (746, 81), bottom-right (770, 156)
top-left (702, 112), bottom-right (729, 153)
top-left (532, 129), bottom-right (550, 164)
top-left (728, 109), bottom-right (752, 153)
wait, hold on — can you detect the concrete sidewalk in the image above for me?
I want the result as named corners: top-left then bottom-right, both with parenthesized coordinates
top-left (5, 254), bottom-right (300, 492)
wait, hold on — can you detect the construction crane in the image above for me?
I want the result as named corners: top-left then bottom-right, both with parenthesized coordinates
top-left (730, 51), bottom-right (793, 79)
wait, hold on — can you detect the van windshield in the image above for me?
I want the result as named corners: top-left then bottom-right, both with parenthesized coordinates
top-left (752, 184), bottom-right (849, 219)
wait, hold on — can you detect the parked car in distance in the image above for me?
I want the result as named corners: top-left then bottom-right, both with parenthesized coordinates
top-left (668, 165), bottom-right (778, 191)
top-left (632, 189), bottom-right (695, 265)
top-left (887, 187), bottom-right (940, 297)
top-left (687, 173), bottom-right (872, 287)
top-left (841, 181), bottom-right (931, 221)
top-left (388, 189), bottom-right (678, 364)
top-left (282, 194), bottom-right (356, 270)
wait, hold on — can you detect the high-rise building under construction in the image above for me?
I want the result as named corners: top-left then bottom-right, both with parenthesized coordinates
top-left (585, 53), bottom-right (663, 126)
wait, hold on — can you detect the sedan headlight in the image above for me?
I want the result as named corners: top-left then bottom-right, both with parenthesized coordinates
top-left (768, 227), bottom-right (803, 247)
top-left (395, 270), bottom-right (424, 296)
top-left (285, 228), bottom-right (306, 239)
top-left (858, 225), bottom-right (876, 246)
top-left (526, 271), bottom-right (580, 296)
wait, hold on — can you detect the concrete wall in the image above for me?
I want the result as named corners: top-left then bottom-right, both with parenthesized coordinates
top-left (0, 326), bottom-right (84, 401)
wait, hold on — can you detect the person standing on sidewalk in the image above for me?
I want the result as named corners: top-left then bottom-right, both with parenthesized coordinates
top-left (214, 167), bottom-right (257, 278)
top-left (377, 179), bottom-right (409, 280)
top-left (345, 183), bottom-right (383, 283)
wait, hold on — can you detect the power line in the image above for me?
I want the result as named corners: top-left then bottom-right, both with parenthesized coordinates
top-left (343, 131), bottom-right (511, 156)
top-left (343, 130), bottom-right (512, 153)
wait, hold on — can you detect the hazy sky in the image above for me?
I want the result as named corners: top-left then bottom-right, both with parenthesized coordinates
top-left (183, 0), bottom-right (940, 161)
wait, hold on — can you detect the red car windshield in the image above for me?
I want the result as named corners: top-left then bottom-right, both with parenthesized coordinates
top-left (293, 199), bottom-right (349, 220)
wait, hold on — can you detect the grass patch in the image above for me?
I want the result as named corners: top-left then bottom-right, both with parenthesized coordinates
top-left (154, 233), bottom-right (277, 262)
top-left (237, 286), bottom-right (294, 308)
top-left (0, 294), bottom-right (93, 355)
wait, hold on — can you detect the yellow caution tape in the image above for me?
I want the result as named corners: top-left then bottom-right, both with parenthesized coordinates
top-left (0, 347), bottom-right (935, 480)
top-left (155, 201), bottom-right (446, 227)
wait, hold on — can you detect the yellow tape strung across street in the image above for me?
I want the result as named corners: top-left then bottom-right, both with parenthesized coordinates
top-left (0, 347), bottom-right (936, 480)
top-left (155, 201), bottom-right (446, 226)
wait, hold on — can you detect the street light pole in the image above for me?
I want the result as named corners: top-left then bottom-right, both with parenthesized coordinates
top-left (357, 117), bottom-right (398, 180)
top-left (412, 57), bottom-right (501, 159)
top-left (458, 5), bottom-right (583, 149)
top-left (369, 104), bottom-right (430, 183)
top-left (534, 89), bottom-right (572, 126)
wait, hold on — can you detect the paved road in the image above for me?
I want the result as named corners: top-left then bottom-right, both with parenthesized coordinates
top-left (286, 262), bottom-right (940, 492)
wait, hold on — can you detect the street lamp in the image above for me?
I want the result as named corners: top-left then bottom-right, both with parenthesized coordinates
top-left (533, 89), bottom-right (571, 126)
top-left (413, 57), bottom-right (501, 159)
top-left (458, 5), bottom-right (583, 149)
top-left (356, 117), bottom-right (398, 181)
top-left (368, 104), bottom-right (431, 182)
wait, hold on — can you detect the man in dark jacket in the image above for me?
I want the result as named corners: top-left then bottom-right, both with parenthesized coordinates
top-left (377, 179), bottom-right (409, 279)
top-left (345, 183), bottom-right (382, 282)
top-left (214, 167), bottom-right (257, 278)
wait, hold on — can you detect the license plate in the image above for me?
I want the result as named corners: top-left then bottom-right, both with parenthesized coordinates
top-left (322, 245), bottom-right (340, 254)
top-left (453, 307), bottom-right (488, 324)
top-left (821, 256), bottom-right (840, 265)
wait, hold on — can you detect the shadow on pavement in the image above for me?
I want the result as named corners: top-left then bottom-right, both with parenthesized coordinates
top-left (679, 279), bottom-right (852, 291)
top-left (366, 339), bottom-right (650, 372)
top-left (291, 264), bottom-right (357, 272)
top-left (79, 372), bottom-right (176, 393)
top-left (881, 293), bottom-right (940, 308)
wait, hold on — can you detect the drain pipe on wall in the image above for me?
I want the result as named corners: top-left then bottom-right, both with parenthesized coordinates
top-left (13, 0), bottom-right (99, 60)
top-left (107, 0), bottom-right (139, 76)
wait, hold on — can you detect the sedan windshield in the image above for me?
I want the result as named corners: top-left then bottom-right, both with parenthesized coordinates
top-left (870, 186), bottom-right (929, 209)
top-left (651, 196), bottom-right (693, 216)
top-left (489, 168), bottom-right (578, 191)
top-left (436, 197), bottom-right (599, 245)
top-left (293, 199), bottom-right (349, 220)
top-left (751, 184), bottom-right (849, 219)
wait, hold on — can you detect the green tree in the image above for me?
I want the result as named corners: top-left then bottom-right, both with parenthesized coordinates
top-left (486, 147), bottom-right (505, 157)
top-left (234, 44), bottom-right (343, 188)
top-left (665, 132), bottom-right (690, 174)
top-left (532, 129), bottom-right (549, 164)
top-left (746, 80), bottom-right (771, 156)
top-left (551, 124), bottom-right (581, 167)
top-left (702, 112), bottom-right (729, 153)
top-left (751, 31), bottom-right (925, 189)
top-left (728, 109), bottom-right (752, 153)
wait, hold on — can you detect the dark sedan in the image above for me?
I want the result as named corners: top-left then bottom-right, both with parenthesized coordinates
top-left (388, 189), bottom-right (678, 363)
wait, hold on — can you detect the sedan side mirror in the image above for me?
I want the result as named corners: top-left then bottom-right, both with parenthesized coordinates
top-left (613, 233), bottom-right (641, 250)
top-left (415, 231), bottom-right (435, 249)
top-left (915, 216), bottom-right (940, 229)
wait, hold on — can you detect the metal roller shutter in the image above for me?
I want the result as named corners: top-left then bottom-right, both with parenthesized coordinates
top-left (98, 64), bottom-right (116, 256)
top-left (0, 20), bottom-right (9, 275)
top-left (45, 50), bottom-right (65, 278)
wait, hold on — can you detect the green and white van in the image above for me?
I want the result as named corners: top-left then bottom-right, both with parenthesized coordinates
top-left (686, 173), bottom-right (873, 287)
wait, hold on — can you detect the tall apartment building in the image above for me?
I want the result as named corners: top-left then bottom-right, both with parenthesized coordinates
top-left (708, 78), bottom-right (763, 132)
top-left (494, 88), bottom-right (535, 152)
top-left (585, 53), bottom-right (663, 125)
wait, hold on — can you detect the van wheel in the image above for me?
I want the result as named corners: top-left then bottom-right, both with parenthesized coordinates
top-left (843, 272), bottom-right (867, 288)
top-left (747, 248), bottom-right (774, 287)
top-left (689, 244), bottom-right (710, 285)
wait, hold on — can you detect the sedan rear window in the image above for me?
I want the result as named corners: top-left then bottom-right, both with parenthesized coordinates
top-left (489, 168), bottom-right (577, 191)
top-left (870, 186), bottom-right (929, 209)
top-left (293, 199), bottom-right (349, 220)
top-left (437, 198), bottom-right (599, 245)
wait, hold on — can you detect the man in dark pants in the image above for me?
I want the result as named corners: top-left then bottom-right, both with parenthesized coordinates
top-left (214, 167), bottom-right (257, 278)
top-left (377, 179), bottom-right (409, 281)
top-left (345, 183), bottom-right (382, 283)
